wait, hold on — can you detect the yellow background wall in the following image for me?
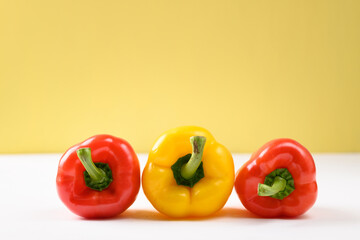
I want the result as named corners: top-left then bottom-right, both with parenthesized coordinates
top-left (0, 0), bottom-right (359, 153)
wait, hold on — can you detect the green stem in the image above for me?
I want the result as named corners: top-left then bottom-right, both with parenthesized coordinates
top-left (180, 136), bottom-right (206, 180)
top-left (76, 148), bottom-right (107, 183)
top-left (258, 176), bottom-right (287, 196)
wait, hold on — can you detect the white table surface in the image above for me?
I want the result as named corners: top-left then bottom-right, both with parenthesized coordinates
top-left (0, 153), bottom-right (359, 240)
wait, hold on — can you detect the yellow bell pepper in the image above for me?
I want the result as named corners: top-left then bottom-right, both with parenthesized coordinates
top-left (142, 126), bottom-right (234, 218)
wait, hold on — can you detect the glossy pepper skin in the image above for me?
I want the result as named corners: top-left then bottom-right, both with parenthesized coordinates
top-left (142, 126), bottom-right (234, 218)
top-left (234, 138), bottom-right (317, 217)
top-left (56, 135), bottom-right (140, 218)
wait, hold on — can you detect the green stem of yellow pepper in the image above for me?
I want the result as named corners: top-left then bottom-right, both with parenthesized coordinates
top-left (181, 136), bottom-right (206, 179)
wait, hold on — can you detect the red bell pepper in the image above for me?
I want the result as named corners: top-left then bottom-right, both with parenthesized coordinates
top-left (234, 138), bottom-right (317, 217)
top-left (56, 135), bottom-right (140, 218)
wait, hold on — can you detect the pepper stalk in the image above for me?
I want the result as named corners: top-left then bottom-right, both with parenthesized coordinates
top-left (181, 136), bottom-right (206, 179)
top-left (76, 148), bottom-right (113, 191)
top-left (171, 136), bottom-right (206, 187)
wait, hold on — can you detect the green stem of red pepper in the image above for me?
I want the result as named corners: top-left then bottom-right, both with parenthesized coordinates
top-left (257, 168), bottom-right (295, 200)
top-left (258, 176), bottom-right (286, 196)
top-left (77, 148), bottom-right (107, 182)
top-left (181, 136), bottom-right (206, 179)
top-left (76, 148), bottom-right (113, 191)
